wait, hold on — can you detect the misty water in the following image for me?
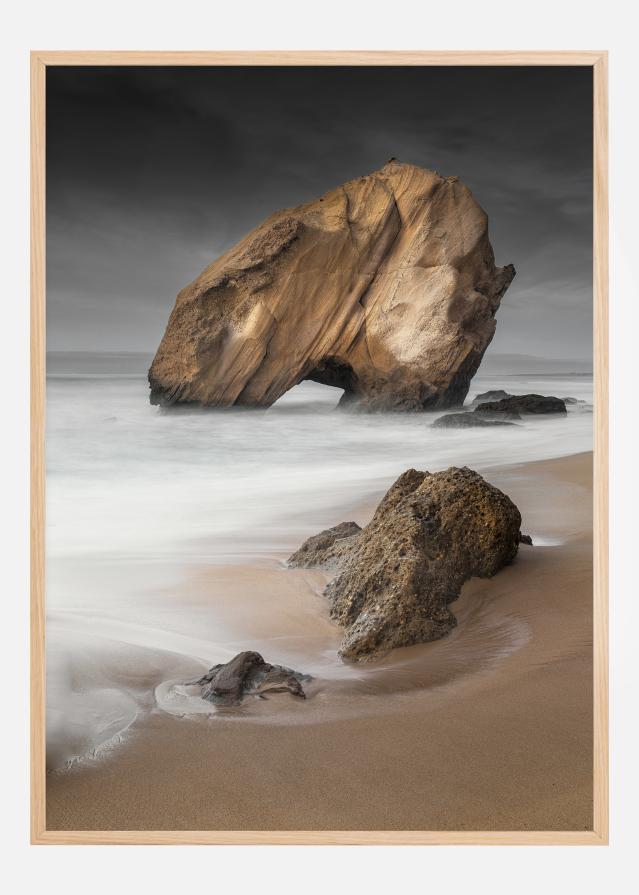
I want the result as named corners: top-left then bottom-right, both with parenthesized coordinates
top-left (46, 352), bottom-right (593, 769)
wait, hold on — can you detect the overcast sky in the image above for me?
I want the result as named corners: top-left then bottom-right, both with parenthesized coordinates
top-left (46, 66), bottom-right (593, 361)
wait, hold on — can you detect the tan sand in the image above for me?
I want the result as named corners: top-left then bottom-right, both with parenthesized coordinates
top-left (46, 452), bottom-right (593, 831)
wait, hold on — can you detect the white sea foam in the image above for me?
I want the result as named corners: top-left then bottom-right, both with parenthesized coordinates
top-left (45, 354), bottom-right (593, 767)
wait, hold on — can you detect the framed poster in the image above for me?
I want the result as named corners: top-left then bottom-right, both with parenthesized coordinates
top-left (31, 51), bottom-right (608, 844)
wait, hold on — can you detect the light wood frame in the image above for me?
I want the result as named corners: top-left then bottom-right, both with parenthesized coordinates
top-left (30, 50), bottom-right (609, 845)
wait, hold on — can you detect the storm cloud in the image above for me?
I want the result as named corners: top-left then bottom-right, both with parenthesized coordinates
top-left (46, 65), bottom-right (593, 361)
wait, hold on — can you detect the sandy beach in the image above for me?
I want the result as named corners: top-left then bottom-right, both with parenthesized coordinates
top-left (46, 451), bottom-right (593, 831)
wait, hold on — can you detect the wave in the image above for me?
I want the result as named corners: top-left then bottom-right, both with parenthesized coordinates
top-left (45, 368), bottom-right (592, 769)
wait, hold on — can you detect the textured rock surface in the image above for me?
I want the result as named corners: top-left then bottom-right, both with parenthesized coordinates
top-left (288, 467), bottom-right (522, 660)
top-left (475, 394), bottom-right (567, 415)
top-left (196, 651), bottom-right (309, 705)
top-left (288, 521), bottom-right (362, 569)
top-left (432, 412), bottom-right (516, 428)
top-left (149, 161), bottom-right (515, 411)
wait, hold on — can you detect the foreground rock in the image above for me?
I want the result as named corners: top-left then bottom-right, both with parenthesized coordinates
top-left (432, 412), bottom-right (516, 428)
top-left (475, 394), bottom-right (567, 415)
top-left (288, 467), bottom-right (523, 660)
top-left (195, 651), bottom-right (310, 705)
top-left (149, 160), bottom-right (515, 412)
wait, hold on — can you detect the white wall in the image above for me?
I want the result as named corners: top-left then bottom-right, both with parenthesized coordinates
top-left (1, 2), bottom-right (636, 892)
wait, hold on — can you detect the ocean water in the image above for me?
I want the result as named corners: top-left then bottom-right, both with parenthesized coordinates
top-left (45, 352), bottom-right (593, 769)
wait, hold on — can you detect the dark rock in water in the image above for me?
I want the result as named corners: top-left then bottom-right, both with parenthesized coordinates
top-left (477, 409), bottom-right (522, 421)
top-left (475, 394), bottom-right (567, 415)
top-left (519, 533), bottom-right (533, 545)
top-left (432, 412), bottom-right (516, 429)
top-left (470, 389), bottom-right (512, 407)
top-left (288, 521), bottom-right (362, 569)
top-left (196, 651), bottom-right (310, 705)
top-left (288, 467), bottom-right (523, 661)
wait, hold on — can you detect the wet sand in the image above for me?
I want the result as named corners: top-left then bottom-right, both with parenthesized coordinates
top-left (46, 452), bottom-right (593, 831)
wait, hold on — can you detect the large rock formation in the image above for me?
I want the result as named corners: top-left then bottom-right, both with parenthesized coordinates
top-left (288, 467), bottom-right (523, 660)
top-left (149, 161), bottom-right (515, 411)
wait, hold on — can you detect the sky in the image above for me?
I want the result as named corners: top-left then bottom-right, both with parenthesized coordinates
top-left (46, 66), bottom-right (593, 361)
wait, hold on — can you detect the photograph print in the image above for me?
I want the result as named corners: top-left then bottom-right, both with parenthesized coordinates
top-left (41, 60), bottom-right (598, 836)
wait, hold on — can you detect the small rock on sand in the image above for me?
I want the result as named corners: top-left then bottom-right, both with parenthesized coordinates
top-left (195, 651), bottom-right (310, 705)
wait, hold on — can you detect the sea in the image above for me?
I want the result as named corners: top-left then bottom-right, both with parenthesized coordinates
top-left (45, 351), bottom-right (593, 769)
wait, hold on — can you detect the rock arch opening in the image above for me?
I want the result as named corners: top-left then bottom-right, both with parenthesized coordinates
top-left (273, 357), bottom-right (358, 410)
top-left (272, 379), bottom-right (345, 410)
top-left (304, 357), bottom-right (358, 395)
